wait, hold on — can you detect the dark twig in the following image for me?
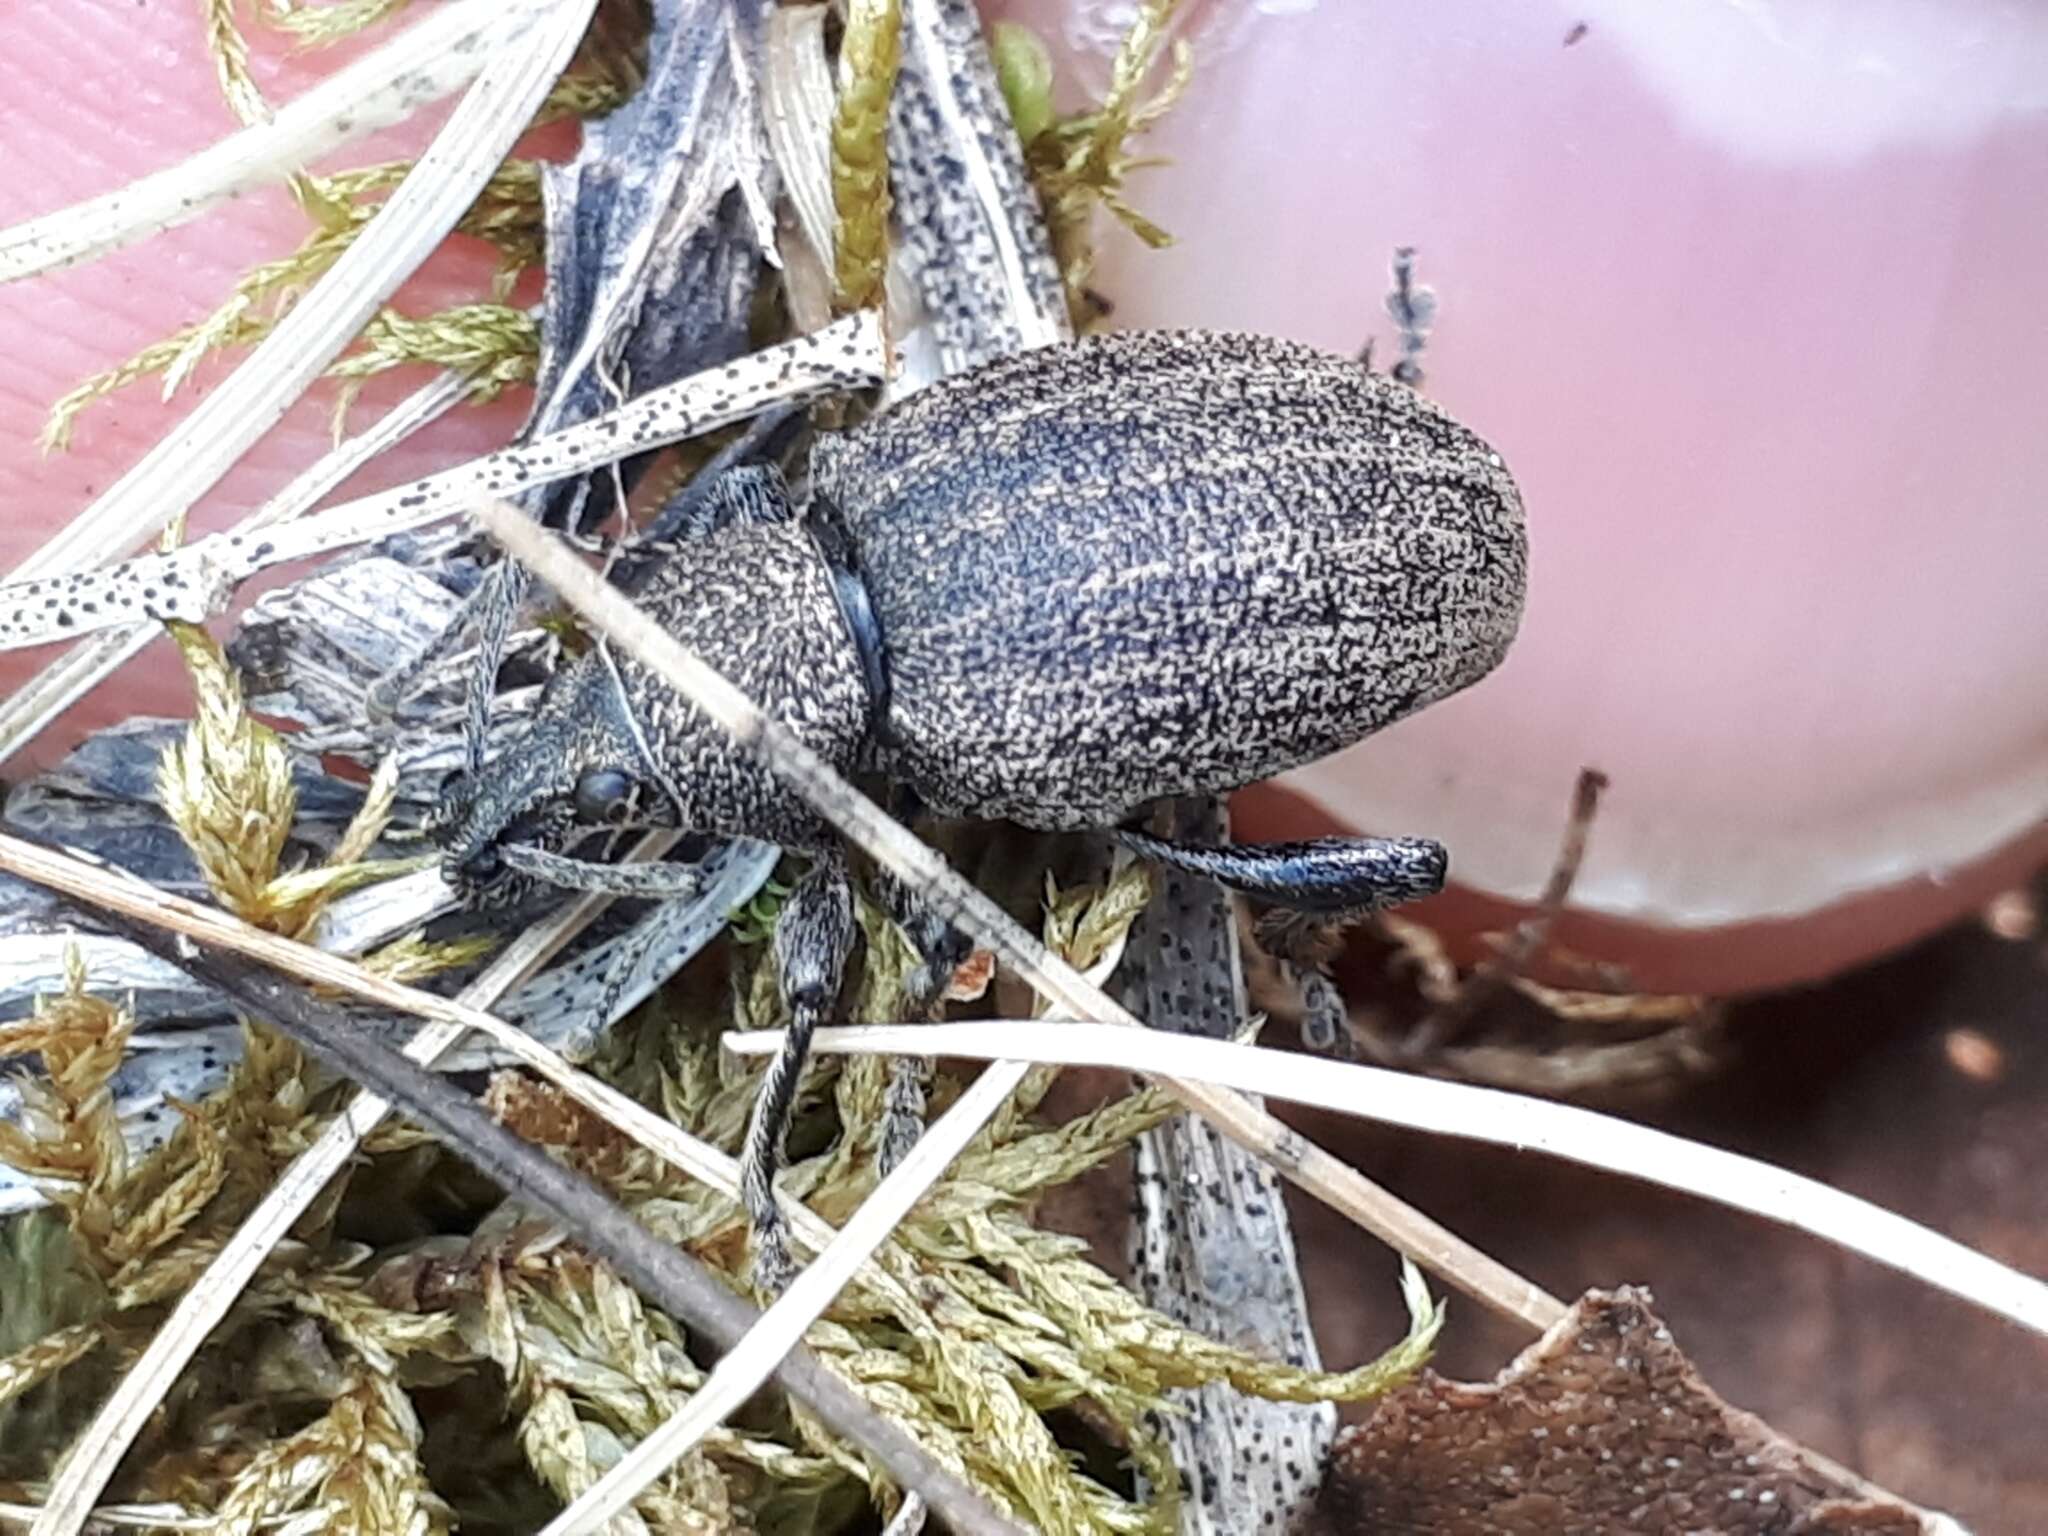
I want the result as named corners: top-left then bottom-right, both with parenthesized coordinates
top-left (0, 828), bottom-right (1025, 1536)
top-left (1410, 767), bottom-right (1607, 1052)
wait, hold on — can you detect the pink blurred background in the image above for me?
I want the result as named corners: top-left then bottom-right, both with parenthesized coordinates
top-left (990, 0), bottom-right (2048, 990)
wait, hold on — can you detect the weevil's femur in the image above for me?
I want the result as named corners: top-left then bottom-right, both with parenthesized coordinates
top-left (496, 841), bottom-right (705, 900)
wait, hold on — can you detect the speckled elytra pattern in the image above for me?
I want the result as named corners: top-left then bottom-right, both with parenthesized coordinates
top-left (812, 328), bottom-right (1527, 828)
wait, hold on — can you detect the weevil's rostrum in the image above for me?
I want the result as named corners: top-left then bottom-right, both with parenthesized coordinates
top-left (433, 328), bottom-right (1526, 895)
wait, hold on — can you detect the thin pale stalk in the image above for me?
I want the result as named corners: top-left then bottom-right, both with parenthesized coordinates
top-left (4, 0), bottom-right (596, 594)
top-left (0, 312), bottom-right (886, 652)
top-left (475, 499), bottom-right (1566, 1338)
top-left (0, 0), bottom-right (556, 284)
top-left (733, 1020), bottom-right (2048, 1340)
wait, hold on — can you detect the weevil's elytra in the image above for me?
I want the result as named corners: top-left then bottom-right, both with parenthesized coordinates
top-left (811, 329), bottom-right (1525, 829)
top-left (428, 328), bottom-right (1527, 1286)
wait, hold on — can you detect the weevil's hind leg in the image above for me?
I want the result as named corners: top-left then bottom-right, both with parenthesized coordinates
top-left (745, 850), bottom-right (855, 1293)
top-left (1112, 828), bottom-right (1446, 922)
top-left (1114, 828), bottom-right (1445, 1052)
top-left (871, 867), bottom-right (974, 1173)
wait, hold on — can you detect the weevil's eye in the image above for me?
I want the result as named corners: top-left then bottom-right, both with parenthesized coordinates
top-left (572, 768), bottom-right (636, 826)
top-left (460, 845), bottom-right (503, 884)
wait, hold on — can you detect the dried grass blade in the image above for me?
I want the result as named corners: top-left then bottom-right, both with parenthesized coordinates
top-left (0, 0), bottom-right (556, 284)
top-left (738, 1020), bottom-right (2048, 1340)
top-left (0, 312), bottom-right (887, 652)
top-left (764, 5), bottom-right (839, 284)
top-left (0, 367), bottom-right (472, 768)
top-left (890, 0), bottom-right (1068, 364)
top-left (4, 0), bottom-right (595, 593)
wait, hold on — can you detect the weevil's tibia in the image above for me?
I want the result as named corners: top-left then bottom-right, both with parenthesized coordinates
top-left (639, 407), bottom-right (803, 547)
top-left (878, 1056), bottom-right (932, 1175)
top-left (872, 866), bottom-right (974, 1173)
top-left (362, 557), bottom-right (521, 728)
top-left (746, 850), bottom-right (856, 1292)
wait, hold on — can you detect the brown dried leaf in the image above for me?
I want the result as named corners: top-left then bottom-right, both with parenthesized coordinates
top-left (1302, 1287), bottom-right (1954, 1535)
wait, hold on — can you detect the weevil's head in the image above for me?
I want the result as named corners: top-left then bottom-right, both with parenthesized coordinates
top-left (427, 521), bottom-right (876, 906)
top-left (427, 650), bottom-right (671, 907)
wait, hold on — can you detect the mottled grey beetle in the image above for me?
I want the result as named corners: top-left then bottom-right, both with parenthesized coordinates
top-left (431, 328), bottom-right (1526, 1283)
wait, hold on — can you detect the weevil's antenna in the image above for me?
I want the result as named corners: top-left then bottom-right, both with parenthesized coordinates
top-left (599, 636), bottom-right (695, 821)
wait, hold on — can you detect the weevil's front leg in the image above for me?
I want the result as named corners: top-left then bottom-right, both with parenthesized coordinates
top-left (745, 849), bottom-right (855, 1292)
top-left (641, 415), bottom-right (801, 544)
top-left (871, 868), bottom-right (974, 1173)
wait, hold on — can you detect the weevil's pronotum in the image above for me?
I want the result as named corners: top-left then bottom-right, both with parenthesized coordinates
top-left (431, 329), bottom-right (1528, 1283)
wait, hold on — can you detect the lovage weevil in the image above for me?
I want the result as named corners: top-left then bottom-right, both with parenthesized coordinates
top-left (430, 328), bottom-right (1528, 1284)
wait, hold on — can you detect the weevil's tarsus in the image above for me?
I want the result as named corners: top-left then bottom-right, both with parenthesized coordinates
top-left (14, 856), bottom-right (1017, 1535)
top-left (1385, 245), bottom-right (1437, 389)
top-left (873, 865), bottom-right (975, 1019)
top-left (871, 860), bottom-right (974, 1171)
top-left (1291, 961), bottom-right (1356, 1058)
top-left (745, 851), bottom-right (855, 1292)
